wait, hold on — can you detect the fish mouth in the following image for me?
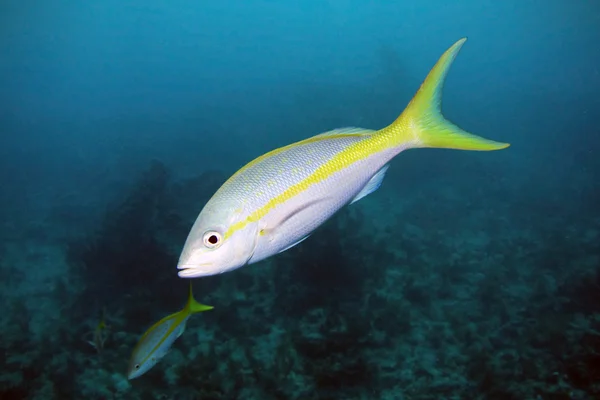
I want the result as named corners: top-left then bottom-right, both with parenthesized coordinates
top-left (177, 264), bottom-right (214, 278)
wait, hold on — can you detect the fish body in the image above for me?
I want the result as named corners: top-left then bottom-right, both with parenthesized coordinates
top-left (177, 38), bottom-right (509, 278)
top-left (127, 285), bottom-right (213, 379)
top-left (87, 307), bottom-right (110, 354)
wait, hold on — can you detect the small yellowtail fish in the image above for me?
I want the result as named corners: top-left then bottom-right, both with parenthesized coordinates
top-left (177, 38), bottom-right (510, 278)
top-left (127, 284), bottom-right (213, 379)
top-left (87, 307), bottom-right (110, 354)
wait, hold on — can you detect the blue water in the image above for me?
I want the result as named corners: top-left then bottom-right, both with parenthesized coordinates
top-left (1, 1), bottom-right (599, 399)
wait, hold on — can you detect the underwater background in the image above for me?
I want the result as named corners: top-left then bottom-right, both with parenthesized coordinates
top-left (1, 0), bottom-right (599, 399)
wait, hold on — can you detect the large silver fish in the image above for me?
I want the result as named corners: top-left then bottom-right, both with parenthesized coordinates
top-left (177, 38), bottom-right (509, 278)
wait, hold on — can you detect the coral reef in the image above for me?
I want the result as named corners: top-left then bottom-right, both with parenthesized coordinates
top-left (0, 159), bottom-right (598, 399)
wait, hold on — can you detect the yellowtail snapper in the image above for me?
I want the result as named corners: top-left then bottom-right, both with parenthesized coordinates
top-left (127, 284), bottom-right (213, 379)
top-left (177, 38), bottom-right (510, 278)
top-left (86, 307), bottom-right (110, 354)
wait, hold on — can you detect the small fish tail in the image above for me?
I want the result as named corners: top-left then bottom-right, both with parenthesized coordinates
top-left (380, 38), bottom-right (510, 151)
top-left (186, 282), bottom-right (214, 314)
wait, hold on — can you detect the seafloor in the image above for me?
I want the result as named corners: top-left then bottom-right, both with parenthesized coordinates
top-left (0, 158), bottom-right (598, 400)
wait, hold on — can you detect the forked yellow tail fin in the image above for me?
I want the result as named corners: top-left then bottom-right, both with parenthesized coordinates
top-left (380, 38), bottom-right (510, 151)
top-left (186, 282), bottom-right (214, 314)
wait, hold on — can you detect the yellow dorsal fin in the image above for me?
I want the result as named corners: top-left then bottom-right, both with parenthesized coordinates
top-left (380, 38), bottom-right (510, 151)
top-left (312, 127), bottom-right (374, 139)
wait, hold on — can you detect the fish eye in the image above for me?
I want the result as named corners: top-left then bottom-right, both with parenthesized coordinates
top-left (203, 231), bottom-right (222, 248)
top-left (134, 364), bottom-right (140, 370)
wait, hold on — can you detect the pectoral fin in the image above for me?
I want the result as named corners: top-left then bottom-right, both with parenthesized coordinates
top-left (260, 197), bottom-right (332, 252)
top-left (277, 234), bottom-right (311, 254)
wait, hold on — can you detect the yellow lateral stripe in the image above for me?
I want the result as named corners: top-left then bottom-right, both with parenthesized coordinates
top-left (222, 38), bottom-right (508, 241)
top-left (224, 132), bottom-right (370, 184)
top-left (224, 133), bottom-right (393, 239)
top-left (138, 311), bottom-right (186, 365)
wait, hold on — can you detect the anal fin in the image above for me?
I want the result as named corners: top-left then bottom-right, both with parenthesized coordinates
top-left (349, 164), bottom-right (390, 205)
